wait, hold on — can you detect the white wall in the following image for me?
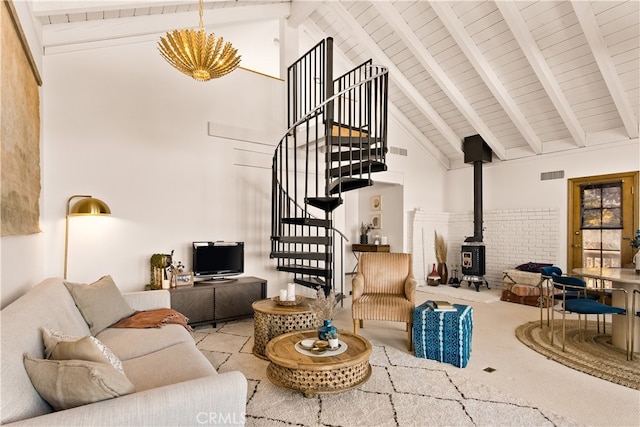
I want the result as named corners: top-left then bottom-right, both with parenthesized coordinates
top-left (38, 40), bottom-right (288, 295)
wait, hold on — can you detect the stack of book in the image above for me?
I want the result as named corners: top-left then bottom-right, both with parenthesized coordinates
top-left (432, 301), bottom-right (456, 311)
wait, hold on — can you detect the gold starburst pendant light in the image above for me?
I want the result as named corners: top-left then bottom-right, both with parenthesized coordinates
top-left (158, 0), bottom-right (241, 81)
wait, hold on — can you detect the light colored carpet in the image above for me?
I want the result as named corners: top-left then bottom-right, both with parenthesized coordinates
top-left (192, 319), bottom-right (576, 427)
top-left (416, 284), bottom-right (501, 304)
top-left (516, 320), bottom-right (640, 390)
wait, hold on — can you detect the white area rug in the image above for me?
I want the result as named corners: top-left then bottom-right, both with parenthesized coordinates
top-left (193, 319), bottom-right (575, 427)
top-left (416, 283), bottom-right (502, 304)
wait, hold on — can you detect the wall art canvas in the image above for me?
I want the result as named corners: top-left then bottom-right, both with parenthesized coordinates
top-left (1, 2), bottom-right (42, 236)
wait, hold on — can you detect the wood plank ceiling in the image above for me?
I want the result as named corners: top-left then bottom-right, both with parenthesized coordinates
top-left (32, 0), bottom-right (639, 169)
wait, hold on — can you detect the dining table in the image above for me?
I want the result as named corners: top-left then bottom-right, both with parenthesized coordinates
top-left (572, 267), bottom-right (640, 353)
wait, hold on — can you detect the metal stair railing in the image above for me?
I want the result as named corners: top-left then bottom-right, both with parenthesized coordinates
top-left (272, 37), bottom-right (389, 296)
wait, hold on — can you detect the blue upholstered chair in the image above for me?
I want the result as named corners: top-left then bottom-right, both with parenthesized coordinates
top-left (551, 275), bottom-right (629, 360)
top-left (540, 266), bottom-right (599, 328)
top-left (539, 266), bottom-right (563, 327)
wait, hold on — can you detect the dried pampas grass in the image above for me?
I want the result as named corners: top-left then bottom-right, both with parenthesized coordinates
top-left (434, 231), bottom-right (447, 264)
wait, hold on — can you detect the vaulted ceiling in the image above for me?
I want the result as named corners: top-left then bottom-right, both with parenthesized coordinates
top-left (31, 0), bottom-right (639, 169)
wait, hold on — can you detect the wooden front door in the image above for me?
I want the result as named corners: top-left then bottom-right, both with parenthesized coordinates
top-left (568, 171), bottom-right (639, 274)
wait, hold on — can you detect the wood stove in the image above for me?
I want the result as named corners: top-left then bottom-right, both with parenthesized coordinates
top-left (460, 135), bottom-right (491, 291)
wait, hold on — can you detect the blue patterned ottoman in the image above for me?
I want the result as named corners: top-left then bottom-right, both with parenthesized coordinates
top-left (413, 301), bottom-right (473, 368)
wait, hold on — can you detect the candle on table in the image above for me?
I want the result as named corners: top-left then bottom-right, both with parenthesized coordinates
top-left (279, 289), bottom-right (287, 301)
top-left (287, 283), bottom-right (296, 301)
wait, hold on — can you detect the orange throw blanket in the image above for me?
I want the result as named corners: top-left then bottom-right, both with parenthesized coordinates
top-left (110, 308), bottom-right (192, 331)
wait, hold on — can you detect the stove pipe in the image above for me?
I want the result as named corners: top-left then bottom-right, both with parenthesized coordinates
top-left (462, 135), bottom-right (492, 243)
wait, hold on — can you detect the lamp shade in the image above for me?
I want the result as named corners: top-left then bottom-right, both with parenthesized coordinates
top-left (69, 197), bottom-right (111, 216)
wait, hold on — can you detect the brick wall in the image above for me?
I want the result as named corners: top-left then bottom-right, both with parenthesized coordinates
top-left (411, 208), bottom-right (559, 287)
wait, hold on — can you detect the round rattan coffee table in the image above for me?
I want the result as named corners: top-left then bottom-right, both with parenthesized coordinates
top-left (265, 329), bottom-right (372, 397)
top-left (252, 298), bottom-right (320, 359)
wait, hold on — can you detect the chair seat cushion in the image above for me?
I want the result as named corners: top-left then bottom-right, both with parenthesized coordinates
top-left (352, 293), bottom-right (414, 323)
top-left (564, 298), bottom-right (625, 315)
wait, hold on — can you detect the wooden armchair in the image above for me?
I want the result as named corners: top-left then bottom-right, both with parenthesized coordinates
top-left (352, 252), bottom-right (417, 350)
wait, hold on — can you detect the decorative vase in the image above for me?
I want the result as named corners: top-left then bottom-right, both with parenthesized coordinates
top-left (328, 337), bottom-right (339, 349)
top-left (635, 252), bottom-right (640, 273)
top-left (318, 319), bottom-right (337, 341)
top-left (360, 235), bottom-right (368, 244)
top-left (437, 262), bottom-right (448, 285)
top-left (427, 263), bottom-right (441, 286)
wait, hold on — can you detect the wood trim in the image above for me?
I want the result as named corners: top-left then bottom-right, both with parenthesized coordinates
top-left (567, 171), bottom-right (639, 269)
top-left (3, 0), bottom-right (42, 86)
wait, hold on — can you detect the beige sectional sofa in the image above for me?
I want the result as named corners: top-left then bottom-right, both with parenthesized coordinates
top-left (1, 277), bottom-right (247, 426)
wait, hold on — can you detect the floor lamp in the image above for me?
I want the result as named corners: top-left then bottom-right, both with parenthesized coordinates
top-left (64, 195), bottom-right (111, 279)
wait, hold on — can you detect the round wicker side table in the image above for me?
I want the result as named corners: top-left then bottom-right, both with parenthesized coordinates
top-left (252, 298), bottom-right (320, 359)
top-left (265, 330), bottom-right (372, 397)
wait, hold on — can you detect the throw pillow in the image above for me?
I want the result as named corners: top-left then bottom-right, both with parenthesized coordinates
top-left (64, 275), bottom-right (134, 335)
top-left (515, 262), bottom-right (553, 273)
top-left (23, 355), bottom-right (134, 411)
top-left (41, 328), bottom-right (124, 374)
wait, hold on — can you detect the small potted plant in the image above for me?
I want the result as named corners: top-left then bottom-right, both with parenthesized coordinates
top-left (326, 329), bottom-right (339, 349)
top-left (360, 222), bottom-right (374, 244)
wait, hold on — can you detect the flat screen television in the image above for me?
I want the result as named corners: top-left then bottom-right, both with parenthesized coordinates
top-left (192, 241), bottom-right (244, 280)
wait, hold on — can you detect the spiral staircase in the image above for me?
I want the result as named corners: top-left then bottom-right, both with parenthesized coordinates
top-left (270, 38), bottom-right (389, 298)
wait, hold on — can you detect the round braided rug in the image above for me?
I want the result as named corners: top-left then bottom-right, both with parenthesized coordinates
top-left (516, 320), bottom-right (640, 390)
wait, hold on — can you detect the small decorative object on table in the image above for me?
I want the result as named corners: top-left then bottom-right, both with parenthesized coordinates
top-left (309, 289), bottom-right (341, 340)
top-left (150, 252), bottom-right (173, 290)
top-left (173, 271), bottom-right (194, 287)
top-left (317, 319), bottom-right (337, 341)
top-left (360, 222), bottom-right (374, 245)
top-left (326, 329), bottom-right (339, 349)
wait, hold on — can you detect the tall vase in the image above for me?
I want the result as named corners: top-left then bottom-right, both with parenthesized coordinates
top-left (437, 263), bottom-right (448, 285)
top-left (360, 235), bottom-right (368, 244)
top-left (318, 319), bottom-right (337, 341)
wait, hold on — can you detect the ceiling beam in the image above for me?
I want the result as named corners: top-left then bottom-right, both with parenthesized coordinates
top-left (32, 1), bottom-right (220, 15)
top-left (571, 1), bottom-right (638, 139)
top-left (324, 1), bottom-right (463, 157)
top-left (301, 19), bottom-right (451, 170)
top-left (496, 1), bottom-right (586, 148)
top-left (431, 1), bottom-right (542, 155)
top-left (374, 2), bottom-right (506, 160)
top-left (288, 0), bottom-right (320, 28)
top-left (41, 3), bottom-right (290, 48)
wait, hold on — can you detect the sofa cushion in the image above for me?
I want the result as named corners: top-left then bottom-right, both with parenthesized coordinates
top-left (122, 342), bottom-right (216, 392)
top-left (1, 278), bottom-right (93, 424)
top-left (64, 276), bottom-right (134, 335)
top-left (42, 328), bottom-right (124, 374)
top-left (96, 324), bottom-right (193, 361)
top-left (23, 355), bottom-right (135, 411)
